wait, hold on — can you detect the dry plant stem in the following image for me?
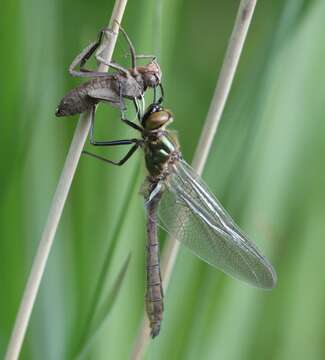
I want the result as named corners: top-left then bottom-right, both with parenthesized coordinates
top-left (164, 0), bottom-right (258, 293)
top-left (4, 1), bottom-right (128, 360)
top-left (131, 0), bottom-right (257, 359)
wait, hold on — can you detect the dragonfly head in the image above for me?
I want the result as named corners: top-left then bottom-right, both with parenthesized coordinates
top-left (142, 103), bottom-right (173, 131)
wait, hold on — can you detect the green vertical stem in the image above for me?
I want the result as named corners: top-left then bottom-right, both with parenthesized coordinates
top-left (153, 0), bottom-right (163, 59)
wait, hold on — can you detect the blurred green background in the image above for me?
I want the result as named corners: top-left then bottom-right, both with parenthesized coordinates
top-left (1, 0), bottom-right (325, 359)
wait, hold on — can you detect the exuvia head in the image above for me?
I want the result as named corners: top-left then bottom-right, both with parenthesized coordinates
top-left (136, 59), bottom-right (162, 88)
top-left (141, 103), bottom-right (173, 131)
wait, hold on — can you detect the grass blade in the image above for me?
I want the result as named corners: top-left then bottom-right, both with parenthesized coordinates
top-left (74, 253), bottom-right (131, 360)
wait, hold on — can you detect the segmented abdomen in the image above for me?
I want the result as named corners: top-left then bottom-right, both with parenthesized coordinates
top-left (55, 77), bottom-right (118, 116)
top-left (145, 194), bottom-right (164, 338)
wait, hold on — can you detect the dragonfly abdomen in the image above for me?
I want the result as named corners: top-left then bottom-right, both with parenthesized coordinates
top-left (145, 194), bottom-right (164, 338)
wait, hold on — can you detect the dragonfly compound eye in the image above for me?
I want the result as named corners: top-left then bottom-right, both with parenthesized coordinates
top-left (145, 110), bottom-right (173, 130)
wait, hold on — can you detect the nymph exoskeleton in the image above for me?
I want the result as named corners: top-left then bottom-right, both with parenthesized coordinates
top-left (55, 25), bottom-right (163, 143)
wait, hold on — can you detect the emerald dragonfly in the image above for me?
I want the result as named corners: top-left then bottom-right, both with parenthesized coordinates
top-left (83, 101), bottom-right (277, 338)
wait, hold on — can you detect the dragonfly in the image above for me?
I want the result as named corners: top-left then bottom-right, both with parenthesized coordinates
top-left (83, 101), bottom-right (277, 338)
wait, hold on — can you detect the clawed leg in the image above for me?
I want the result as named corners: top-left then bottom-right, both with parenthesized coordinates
top-left (69, 27), bottom-right (127, 78)
top-left (118, 25), bottom-right (137, 68)
top-left (89, 105), bottom-right (142, 150)
top-left (68, 21), bottom-right (157, 79)
top-left (136, 54), bottom-right (156, 61)
top-left (157, 83), bottom-right (164, 104)
top-left (69, 40), bottom-right (108, 77)
top-left (96, 22), bottom-right (137, 70)
top-left (99, 23), bottom-right (156, 69)
top-left (85, 94), bottom-right (143, 165)
top-left (115, 79), bottom-right (143, 131)
top-left (153, 83), bottom-right (164, 104)
top-left (69, 29), bottom-right (110, 78)
top-left (119, 103), bottom-right (143, 132)
top-left (93, 27), bottom-right (116, 61)
top-left (83, 141), bottom-right (140, 166)
top-left (133, 95), bottom-right (145, 123)
top-left (89, 106), bottom-right (140, 145)
top-left (90, 137), bottom-right (139, 147)
top-left (95, 56), bottom-right (129, 75)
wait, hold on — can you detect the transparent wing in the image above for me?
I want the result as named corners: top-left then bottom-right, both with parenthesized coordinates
top-left (157, 159), bottom-right (277, 289)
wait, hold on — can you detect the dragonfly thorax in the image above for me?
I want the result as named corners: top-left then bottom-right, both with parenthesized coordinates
top-left (143, 131), bottom-right (180, 179)
top-left (139, 104), bottom-right (179, 178)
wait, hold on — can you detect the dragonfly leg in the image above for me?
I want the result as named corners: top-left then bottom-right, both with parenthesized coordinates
top-left (158, 83), bottom-right (164, 104)
top-left (89, 105), bottom-right (141, 144)
top-left (118, 24), bottom-right (137, 68)
top-left (83, 141), bottom-right (140, 166)
top-left (69, 29), bottom-right (112, 78)
top-left (95, 56), bottom-right (129, 76)
top-left (115, 84), bottom-right (143, 132)
top-left (151, 83), bottom-right (164, 105)
top-left (113, 22), bottom-right (163, 70)
top-left (133, 98), bottom-right (143, 123)
top-left (120, 110), bottom-right (143, 132)
top-left (69, 27), bottom-right (128, 78)
top-left (136, 54), bottom-right (156, 61)
top-left (97, 21), bottom-right (137, 69)
top-left (90, 137), bottom-right (139, 147)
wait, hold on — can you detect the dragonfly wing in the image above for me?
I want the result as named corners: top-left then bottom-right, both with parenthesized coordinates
top-left (157, 159), bottom-right (277, 289)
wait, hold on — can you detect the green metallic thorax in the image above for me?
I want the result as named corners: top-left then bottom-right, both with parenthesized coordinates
top-left (144, 131), bottom-right (179, 177)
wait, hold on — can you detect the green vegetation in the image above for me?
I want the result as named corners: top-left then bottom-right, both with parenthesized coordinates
top-left (1, 1), bottom-right (324, 359)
